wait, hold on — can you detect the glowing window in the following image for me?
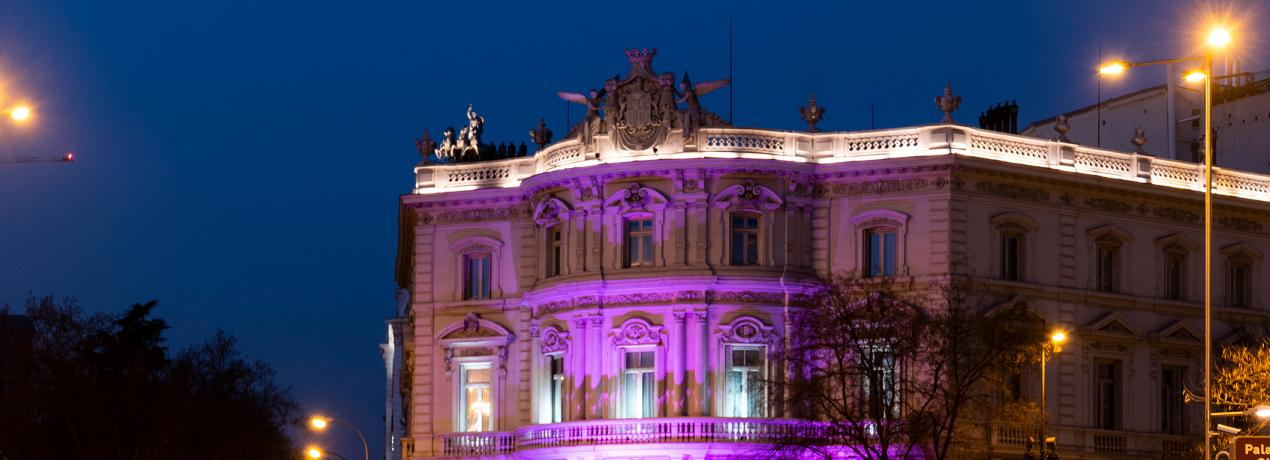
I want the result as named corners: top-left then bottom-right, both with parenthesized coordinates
top-left (549, 355), bottom-right (564, 423)
top-left (460, 364), bottom-right (492, 432)
top-left (622, 350), bottom-right (656, 418)
top-left (725, 347), bottom-right (765, 417)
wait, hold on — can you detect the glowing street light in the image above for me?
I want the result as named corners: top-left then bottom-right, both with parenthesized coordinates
top-left (1039, 328), bottom-right (1068, 458)
top-left (1096, 23), bottom-right (1237, 460)
top-left (306, 446), bottom-right (324, 459)
top-left (1098, 61), bottom-right (1128, 75)
top-left (9, 106), bottom-right (30, 122)
top-left (307, 415), bottom-right (368, 460)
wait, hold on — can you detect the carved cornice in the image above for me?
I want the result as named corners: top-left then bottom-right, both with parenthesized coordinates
top-left (417, 205), bottom-right (531, 225)
top-left (532, 289), bottom-right (810, 316)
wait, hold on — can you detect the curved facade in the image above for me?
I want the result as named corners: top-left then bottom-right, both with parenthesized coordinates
top-left (390, 51), bottom-right (1270, 460)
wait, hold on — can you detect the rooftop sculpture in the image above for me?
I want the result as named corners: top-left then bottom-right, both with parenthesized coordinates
top-left (935, 82), bottom-right (962, 123)
top-left (799, 94), bottom-right (826, 132)
top-left (559, 49), bottom-right (730, 151)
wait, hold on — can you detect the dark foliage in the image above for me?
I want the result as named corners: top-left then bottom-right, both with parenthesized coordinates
top-left (0, 295), bottom-right (301, 460)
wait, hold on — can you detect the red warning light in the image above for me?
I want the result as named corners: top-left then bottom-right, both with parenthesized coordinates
top-left (64, 152), bottom-right (74, 162)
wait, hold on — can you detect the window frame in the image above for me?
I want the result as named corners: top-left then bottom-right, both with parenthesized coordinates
top-left (1093, 358), bottom-right (1124, 430)
top-left (458, 361), bottom-right (495, 433)
top-left (621, 347), bottom-right (658, 419)
top-left (623, 215), bottom-right (655, 268)
top-left (545, 225), bottom-right (563, 278)
top-left (729, 212), bottom-right (761, 266)
top-left (1227, 254), bottom-right (1253, 308)
top-left (849, 210), bottom-right (909, 278)
top-left (450, 237), bottom-right (503, 302)
top-left (723, 345), bottom-right (767, 418)
top-left (863, 227), bottom-right (899, 277)
top-left (461, 252), bottom-right (493, 300)
top-left (1095, 236), bottom-right (1122, 293)
top-left (1163, 246), bottom-right (1188, 301)
top-left (990, 213), bottom-right (1037, 282)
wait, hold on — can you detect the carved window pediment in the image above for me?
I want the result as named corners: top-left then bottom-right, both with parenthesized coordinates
top-left (540, 325), bottom-right (570, 354)
top-left (611, 318), bottom-right (665, 346)
top-left (1151, 320), bottom-right (1202, 346)
top-left (438, 313), bottom-right (514, 377)
top-left (533, 196), bottom-right (573, 225)
top-left (719, 316), bottom-right (778, 344)
top-left (604, 183), bottom-right (669, 212)
top-left (712, 180), bottom-right (783, 212)
top-left (1084, 312), bottom-right (1141, 340)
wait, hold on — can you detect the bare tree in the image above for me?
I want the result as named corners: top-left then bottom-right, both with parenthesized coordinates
top-left (1207, 337), bottom-right (1270, 451)
top-left (769, 275), bottom-right (1044, 460)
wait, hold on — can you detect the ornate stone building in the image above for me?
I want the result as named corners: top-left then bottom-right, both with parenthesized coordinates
top-left (390, 50), bottom-right (1270, 459)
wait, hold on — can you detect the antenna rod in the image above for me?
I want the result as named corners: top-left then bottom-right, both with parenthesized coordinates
top-left (870, 103), bottom-right (875, 129)
top-left (728, 17), bottom-right (734, 125)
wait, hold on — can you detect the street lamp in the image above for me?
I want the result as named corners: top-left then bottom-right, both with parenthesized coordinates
top-left (1212, 404), bottom-right (1270, 419)
top-left (1040, 329), bottom-right (1068, 458)
top-left (304, 446), bottom-right (347, 460)
top-left (1098, 24), bottom-right (1232, 460)
top-left (308, 415), bottom-right (369, 460)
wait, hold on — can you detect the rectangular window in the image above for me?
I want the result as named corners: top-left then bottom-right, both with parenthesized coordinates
top-left (861, 345), bottom-right (897, 419)
top-left (549, 355), bottom-right (564, 423)
top-left (1094, 359), bottom-right (1123, 430)
top-left (460, 364), bottom-right (492, 432)
top-left (1165, 251), bottom-right (1186, 301)
top-left (865, 229), bottom-right (897, 277)
top-left (546, 227), bottom-right (562, 277)
top-left (1229, 259), bottom-right (1252, 308)
top-left (1096, 244), bottom-right (1118, 292)
top-left (1161, 366), bottom-right (1186, 434)
top-left (463, 254), bottom-right (492, 300)
top-left (622, 350), bottom-right (656, 418)
top-left (730, 215), bottom-right (760, 266)
top-left (624, 218), bottom-right (654, 268)
top-left (725, 347), bottom-right (766, 417)
top-left (1000, 233), bottom-right (1022, 281)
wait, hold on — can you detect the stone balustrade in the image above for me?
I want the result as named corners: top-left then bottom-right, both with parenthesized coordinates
top-left (412, 124), bottom-right (1270, 207)
top-left (433, 418), bottom-right (1198, 458)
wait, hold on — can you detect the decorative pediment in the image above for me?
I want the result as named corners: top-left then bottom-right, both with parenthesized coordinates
top-left (1152, 320), bottom-right (1202, 345)
top-left (450, 235), bottom-right (503, 254)
top-left (1087, 224), bottom-right (1133, 244)
top-left (849, 209), bottom-right (909, 231)
top-left (1085, 312), bottom-right (1141, 339)
top-left (540, 325), bottom-right (570, 354)
top-left (719, 316), bottom-right (778, 344)
top-left (990, 212), bottom-right (1038, 233)
top-left (1154, 233), bottom-right (1199, 252)
top-left (604, 183), bottom-right (670, 212)
top-left (533, 196), bottom-right (573, 225)
top-left (611, 317), bottom-right (665, 346)
top-left (1221, 242), bottom-right (1264, 261)
top-left (984, 295), bottom-right (1046, 324)
top-left (712, 180), bottom-right (783, 211)
top-left (1220, 327), bottom-right (1263, 347)
top-left (439, 312), bottom-right (513, 342)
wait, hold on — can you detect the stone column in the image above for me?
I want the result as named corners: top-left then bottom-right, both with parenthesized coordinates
top-left (686, 311), bottom-right (710, 416)
top-left (528, 321), bottom-right (542, 424)
top-left (671, 311), bottom-right (689, 416)
top-left (586, 316), bottom-right (605, 419)
top-left (570, 317), bottom-right (588, 420)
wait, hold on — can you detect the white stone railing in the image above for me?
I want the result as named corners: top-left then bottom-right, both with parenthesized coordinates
top-left (413, 124), bottom-right (1270, 206)
top-left (437, 431), bottom-right (516, 457)
top-left (989, 422), bottom-right (1200, 458)
top-left (515, 417), bottom-right (817, 450)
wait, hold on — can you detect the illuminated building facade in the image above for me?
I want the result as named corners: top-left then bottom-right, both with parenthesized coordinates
top-left (390, 50), bottom-right (1270, 459)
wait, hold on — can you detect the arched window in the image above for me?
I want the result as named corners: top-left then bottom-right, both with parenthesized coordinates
top-left (610, 318), bottom-right (666, 419)
top-left (850, 210), bottom-right (909, 278)
top-left (718, 316), bottom-right (777, 418)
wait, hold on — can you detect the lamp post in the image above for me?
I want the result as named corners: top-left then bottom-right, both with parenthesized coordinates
top-left (1040, 330), bottom-right (1068, 458)
top-left (309, 416), bottom-right (369, 460)
top-left (1098, 25), bottom-right (1232, 460)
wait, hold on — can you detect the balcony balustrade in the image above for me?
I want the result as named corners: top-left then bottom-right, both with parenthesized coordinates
top-left (413, 125), bottom-right (1270, 209)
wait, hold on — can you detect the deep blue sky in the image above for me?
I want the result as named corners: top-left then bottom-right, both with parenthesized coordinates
top-left (1, 1), bottom-right (1266, 458)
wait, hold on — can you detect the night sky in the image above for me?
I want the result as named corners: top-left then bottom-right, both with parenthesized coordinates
top-left (1, 1), bottom-right (1267, 458)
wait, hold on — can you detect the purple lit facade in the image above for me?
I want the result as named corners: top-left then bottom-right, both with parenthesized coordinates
top-left (386, 51), bottom-right (1270, 460)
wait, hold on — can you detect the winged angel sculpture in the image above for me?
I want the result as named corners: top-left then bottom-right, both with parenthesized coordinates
top-left (557, 88), bottom-right (606, 145)
top-left (678, 73), bottom-right (730, 137)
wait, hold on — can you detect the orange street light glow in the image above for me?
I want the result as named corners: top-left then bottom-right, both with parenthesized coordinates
top-left (306, 447), bottom-right (323, 459)
top-left (1184, 70), bottom-right (1207, 83)
top-left (1207, 27), bottom-right (1232, 48)
top-left (1254, 405), bottom-right (1270, 419)
top-left (10, 106), bottom-right (30, 121)
top-left (310, 416), bottom-right (329, 430)
top-left (1099, 62), bottom-right (1127, 75)
top-left (1051, 330), bottom-right (1068, 345)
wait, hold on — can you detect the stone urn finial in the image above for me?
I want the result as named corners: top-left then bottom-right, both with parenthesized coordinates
top-left (415, 128), bottom-right (436, 164)
top-left (799, 94), bottom-right (826, 133)
top-left (529, 118), bottom-right (554, 150)
top-left (1055, 115), bottom-right (1071, 142)
top-left (935, 82), bottom-right (962, 124)
top-left (1131, 127), bottom-right (1148, 154)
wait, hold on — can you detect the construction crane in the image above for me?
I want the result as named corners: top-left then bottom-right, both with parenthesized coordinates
top-left (0, 151), bottom-right (74, 164)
